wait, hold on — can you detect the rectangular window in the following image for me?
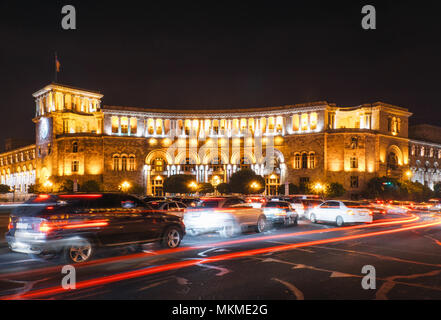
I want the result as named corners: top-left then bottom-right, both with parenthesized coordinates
top-left (350, 157), bottom-right (358, 169)
top-left (72, 160), bottom-right (79, 173)
top-left (350, 176), bottom-right (359, 188)
top-left (300, 177), bottom-right (309, 184)
top-left (310, 112), bottom-right (317, 130)
top-left (120, 117), bottom-right (128, 134)
top-left (111, 116), bottom-right (119, 134)
top-left (130, 117), bottom-right (137, 135)
top-left (292, 114), bottom-right (299, 131)
top-left (301, 114), bottom-right (309, 131)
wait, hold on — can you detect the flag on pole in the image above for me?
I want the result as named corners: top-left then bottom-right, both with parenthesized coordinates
top-left (55, 53), bottom-right (61, 72)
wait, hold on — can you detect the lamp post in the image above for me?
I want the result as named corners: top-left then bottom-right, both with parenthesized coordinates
top-left (120, 181), bottom-right (131, 193)
top-left (313, 182), bottom-right (325, 200)
top-left (250, 181), bottom-right (261, 194)
top-left (188, 181), bottom-right (198, 194)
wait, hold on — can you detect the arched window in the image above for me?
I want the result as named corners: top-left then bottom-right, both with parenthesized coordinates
top-left (113, 155), bottom-right (119, 171)
top-left (387, 152), bottom-right (398, 170)
top-left (294, 153), bottom-right (301, 169)
top-left (121, 155), bottom-right (127, 171)
top-left (72, 141), bottom-right (78, 153)
top-left (129, 155), bottom-right (135, 171)
top-left (301, 153), bottom-right (308, 169)
top-left (309, 152), bottom-right (316, 169)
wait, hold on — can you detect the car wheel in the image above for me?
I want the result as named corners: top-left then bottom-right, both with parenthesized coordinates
top-left (63, 238), bottom-right (94, 264)
top-left (336, 216), bottom-right (344, 227)
top-left (161, 226), bottom-right (182, 248)
top-left (256, 215), bottom-right (266, 233)
top-left (310, 213), bottom-right (317, 223)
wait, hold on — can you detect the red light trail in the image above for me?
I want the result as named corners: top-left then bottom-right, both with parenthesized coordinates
top-left (2, 215), bottom-right (439, 300)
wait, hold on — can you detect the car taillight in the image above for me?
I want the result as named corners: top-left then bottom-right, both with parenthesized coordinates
top-left (39, 221), bottom-right (53, 233)
top-left (347, 210), bottom-right (354, 215)
top-left (368, 210), bottom-right (373, 216)
top-left (8, 217), bottom-right (13, 230)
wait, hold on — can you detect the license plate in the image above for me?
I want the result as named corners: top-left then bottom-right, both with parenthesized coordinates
top-left (16, 222), bottom-right (29, 230)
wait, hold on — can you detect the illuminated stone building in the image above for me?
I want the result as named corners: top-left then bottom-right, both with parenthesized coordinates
top-left (409, 124), bottom-right (441, 189)
top-left (0, 83), bottom-right (422, 197)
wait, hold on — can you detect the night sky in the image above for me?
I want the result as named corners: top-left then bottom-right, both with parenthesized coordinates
top-left (0, 1), bottom-right (440, 143)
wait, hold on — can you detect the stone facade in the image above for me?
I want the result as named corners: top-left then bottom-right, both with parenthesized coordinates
top-left (5, 82), bottom-right (440, 198)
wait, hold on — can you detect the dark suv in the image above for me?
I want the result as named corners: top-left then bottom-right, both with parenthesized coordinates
top-left (5, 193), bottom-right (185, 263)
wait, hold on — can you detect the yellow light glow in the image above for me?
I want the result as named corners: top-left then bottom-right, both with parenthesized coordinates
top-left (120, 181), bottom-right (131, 192)
top-left (149, 138), bottom-right (157, 146)
top-left (405, 170), bottom-right (412, 178)
top-left (250, 181), bottom-right (260, 190)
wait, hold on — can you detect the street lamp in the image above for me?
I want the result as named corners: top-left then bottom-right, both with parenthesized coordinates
top-left (250, 181), bottom-right (261, 194)
top-left (188, 181), bottom-right (198, 193)
top-left (405, 170), bottom-right (412, 180)
top-left (313, 182), bottom-right (325, 199)
top-left (120, 181), bottom-right (131, 193)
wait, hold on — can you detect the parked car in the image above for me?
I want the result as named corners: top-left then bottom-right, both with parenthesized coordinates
top-left (6, 193), bottom-right (185, 263)
top-left (147, 200), bottom-right (187, 218)
top-left (309, 200), bottom-right (373, 226)
top-left (183, 197), bottom-right (267, 237)
top-left (261, 200), bottom-right (298, 226)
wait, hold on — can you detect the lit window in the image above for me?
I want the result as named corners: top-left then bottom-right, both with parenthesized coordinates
top-left (309, 153), bottom-right (316, 169)
top-left (111, 116), bottom-right (119, 134)
top-left (130, 118), bottom-right (137, 135)
top-left (121, 117), bottom-right (128, 134)
top-left (301, 114), bottom-right (308, 131)
top-left (350, 157), bottom-right (358, 169)
top-left (129, 156), bottom-right (135, 171)
top-left (72, 160), bottom-right (79, 173)
top-left (310, 113), bottom-right (317, 130)
top-left (301, 153), bottom-right (308, 169)
top-left (121, 156), bottom-right (127, 171)
top-left (292, 114), bottom-right (299, 131)
top-left (294, 153), bottom-right (300, 169)
top-left (113, 155), bottom-right (119, 171)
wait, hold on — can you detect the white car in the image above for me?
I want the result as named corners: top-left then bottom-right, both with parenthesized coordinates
top-left (309, 200), bottom-right (373, 226)
top-left (183, 197), bottom-right (267, 237)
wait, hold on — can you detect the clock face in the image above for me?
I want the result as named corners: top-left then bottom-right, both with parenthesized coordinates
top-left (39, 118), bottom-right (49, 140)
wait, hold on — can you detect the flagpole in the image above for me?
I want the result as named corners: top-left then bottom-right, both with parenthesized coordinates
top-left (54, 52), bottom-right (58, 83)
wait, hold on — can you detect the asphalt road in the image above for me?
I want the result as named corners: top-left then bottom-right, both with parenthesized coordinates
top-left (0, 211), bottom-right (440, 300)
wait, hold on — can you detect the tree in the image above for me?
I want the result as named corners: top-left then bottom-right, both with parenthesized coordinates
top-left (277, 183), bottom-right (301, 195)
top-left (363, 177), bottom-right (401, 200)
top-left (228, 169), bottom-right (265, 194)
top-left (59, 179), bottom-right (74, 192)
top-left (198, 182), bottom-right (214, 194)
top-left (326, 182), bottom-right (346, 198)
top-left (80, 180), bottom-right (101, 192)
top-left (0, 184), bottom-right (10, 194)
top-left (216, 183), bottom-right (230, 195)
top-left (163, 174), bottom-right (195, 194)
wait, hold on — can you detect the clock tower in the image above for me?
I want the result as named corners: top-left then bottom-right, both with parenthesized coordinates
top-left (32, 83), bottom-right (104, 184)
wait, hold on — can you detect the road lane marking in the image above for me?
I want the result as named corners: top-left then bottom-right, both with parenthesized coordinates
top-left (3, 216), bottom-right (437, 299)
top-left (272, 278), bottom-right (304, 300)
